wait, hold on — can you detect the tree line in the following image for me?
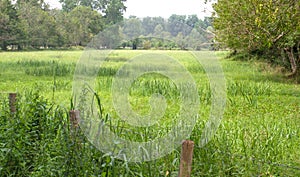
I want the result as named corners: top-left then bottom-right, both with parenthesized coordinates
top-left (213, 0), bottom-right (300, 77)
top-left (2, 0), bottom-right (298, 75)
top-left (119, 15), bottom-right (213, 50)
top-left (0, 0), bottom-right (126, 50)
top-left (0, 0), bottom-right (214, 51)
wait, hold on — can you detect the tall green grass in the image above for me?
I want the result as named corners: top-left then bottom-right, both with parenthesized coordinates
top-left (0, 50), bottom-right (299, 176)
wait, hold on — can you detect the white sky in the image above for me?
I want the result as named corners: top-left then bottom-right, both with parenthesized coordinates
top-left (45, 0), bottom-right (215, 19)
top-left (124, 0), bottom-right (214, 19)
top-left (45, 0), bottom-right (62, 9)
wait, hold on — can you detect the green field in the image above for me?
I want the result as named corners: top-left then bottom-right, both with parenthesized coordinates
top-left (0, 50), bottom-right (299, 176)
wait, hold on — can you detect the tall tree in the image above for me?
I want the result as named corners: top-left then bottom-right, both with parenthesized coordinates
top-left (60, 0), bottom-right (126, 24)
top-left (213, 0), bottom-right (300, 76)
top-left (142, 17), bottom-right (156, 36)
top-left (103, 0), bottom-right (126, 24)
top-left (186, 15), bottom-right (199, 28)
top-left (17, 2), bottom-right (55, 48)
top-left (66, 6), bottom-right (104, 46)
top-left (153, 24), bottom-right (164, 38)
top-left (167, 14), bottom-right (187, 36)
top-left (141, 17), bottom-right (166, 36)
top-left (0, 0), bottom-right (21, 50)
top-left (185, 28), bottom-right (205, 50)
top-left (123, 16), bottom-right (142, 39)
top-left (48, 9), bottom-right (69, 47)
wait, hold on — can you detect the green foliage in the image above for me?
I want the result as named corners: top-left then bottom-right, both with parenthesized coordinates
top-left (120, 16), bottom-right (213, 50)
top-left (0, 0), bottom-right (21, 50)
top-left (59, 0), bottom-right (126, 24)
top-left (17, 2), bottom-right (57, 48)
top-left (66, 6), bottom-right (104, 46)
top-left (103, 0), bottom-right (127, 25)
top-left (123, 16), bottom-right (143, 39)
top-left (213, 0), bottom-right (300, 76)
top-left (0, 0), bottom-right (126, 50)
top-left (1, 0), bottom-right (214, 51)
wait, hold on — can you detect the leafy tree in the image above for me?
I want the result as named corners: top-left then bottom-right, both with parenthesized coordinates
top-left (185, 28), bottom-right (205, 50)
top-left (175, 32), bottom-right (186, 50)
top-left (60, 0), bottom-right (126, 24)
top-left (17, 2), bottom-right (56, 48)
top-left (186, 15), bottom-right (199, 28)
top-left (167, 14), bottom-right (187, 36)
top-left (153, 24), bottom-right (164, 38)
top-left (141, 17), bottom-right (166, 36)
top-left (59, 0), bottom-right (103, 11)
top-left (16, 0), bottom-right (49, 10)
top-left (48, 9), bottom-right (69, 47)
top-left (123, 16), bottom-right (143, 40)
top-left (0, 0), bottom-right (20, 50)
top-left (213, 0), bottom-right (300, 76)
top-left (143, 40), bottom-right (151, 49)
top-left (0, 0), bottom-right (210, 51)
top-left (66, 6), bottom-right (104, 46)
top-left (59, 0), bottom-right (78, 12)
top-left (87, 22), bottom-right (123, 49)
top-left (103, 0), bottom-right (127, 24)
top-left (141, 17), bottom-right (156, 36)
top-left (203, 17), bottom-right (212, 29)
top-left (122, 16), bottom-right (143, 49)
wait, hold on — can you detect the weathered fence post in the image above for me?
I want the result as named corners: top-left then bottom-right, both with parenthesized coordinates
top-left (69, 110), bottom-right (80, 128)
top-left (69, 110), bottom-right (82, 149)
top-left (9, 93), bottom-right (17, 114)
top-left (178, 140), bottom-right (194, 177)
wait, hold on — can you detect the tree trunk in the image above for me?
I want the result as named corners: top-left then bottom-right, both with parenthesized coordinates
top-left (17, 44), bottom-right (22, 50)
top-left (285, 47), bottom-right (298, 77)
top-left (1, 41), bottom-right (8, 51)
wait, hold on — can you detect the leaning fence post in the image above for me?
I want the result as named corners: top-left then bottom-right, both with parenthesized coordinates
top-left (9, 93), bottom-right (17, 114)
top-left (69, 110), bottom-right (80, 129)
top-left (178, 140), bottom-right (194, 177)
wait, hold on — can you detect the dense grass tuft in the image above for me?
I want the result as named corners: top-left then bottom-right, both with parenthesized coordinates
top-left (0, 50), bottom-right (299, 176)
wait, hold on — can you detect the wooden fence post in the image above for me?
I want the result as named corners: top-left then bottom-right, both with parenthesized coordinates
top-left (178, 140), bottom-right (194, 177)
top-left (9, 93), bottom-right (17, 114)
top-left (69, 110), bottom-right (80, 128)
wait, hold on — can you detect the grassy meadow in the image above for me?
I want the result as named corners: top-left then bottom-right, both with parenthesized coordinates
top-left (0, 50), bottom-right (299, 176)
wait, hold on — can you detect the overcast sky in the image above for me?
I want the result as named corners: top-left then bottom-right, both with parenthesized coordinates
top-left (45, 0), bottom-right (215, 19)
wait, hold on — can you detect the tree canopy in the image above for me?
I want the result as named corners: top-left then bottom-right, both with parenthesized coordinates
top-left (59, 0), bottom-right (126, 24)
top-left (119, 15), bottom-right (213, 50)
top-left (0, 0), bottom-right (126, 50)
top-left (0, 0), bottom-right (213, 51)
top-left (213, 0), bottom-right (300, 76)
